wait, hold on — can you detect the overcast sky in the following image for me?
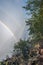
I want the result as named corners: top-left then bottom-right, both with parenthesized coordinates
top-left (0, 0), bottom-right (27, 60)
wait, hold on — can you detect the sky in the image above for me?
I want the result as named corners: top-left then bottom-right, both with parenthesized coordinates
top-left (0, 0), bottom-right (27, 60)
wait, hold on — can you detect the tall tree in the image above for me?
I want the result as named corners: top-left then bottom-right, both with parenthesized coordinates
top-left (24, 0), bottom-right (43, 42)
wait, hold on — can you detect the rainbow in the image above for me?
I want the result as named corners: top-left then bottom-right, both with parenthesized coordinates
top-left (0, 21), bottom-right (17, 41)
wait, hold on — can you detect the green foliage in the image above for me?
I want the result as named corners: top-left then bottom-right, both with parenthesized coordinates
top-left (24, 0), bottom-right (43, 41)
top-left (14, 39), bottom-right (27, 50)
top-left (13, 1), bottom-right (43, 65)
top-left (23, 0), bottom-right (40, 14)
top-left (14, 39), bottom-right (32, 60)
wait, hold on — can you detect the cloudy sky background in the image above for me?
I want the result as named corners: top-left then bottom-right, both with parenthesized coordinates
top-left (0, 0), bottom-right (28, 60)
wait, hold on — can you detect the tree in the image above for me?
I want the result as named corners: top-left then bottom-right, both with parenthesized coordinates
top-left (14, 39), bottom-right (32, 60)
top-left (13, 0), bottom-right (43, 65)
top-left (23, 0), bottom-right (43, 42)
top-left (23, 0), bottom-right (43, 64)
top-left (13, 39), bottom-right (32, 65)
